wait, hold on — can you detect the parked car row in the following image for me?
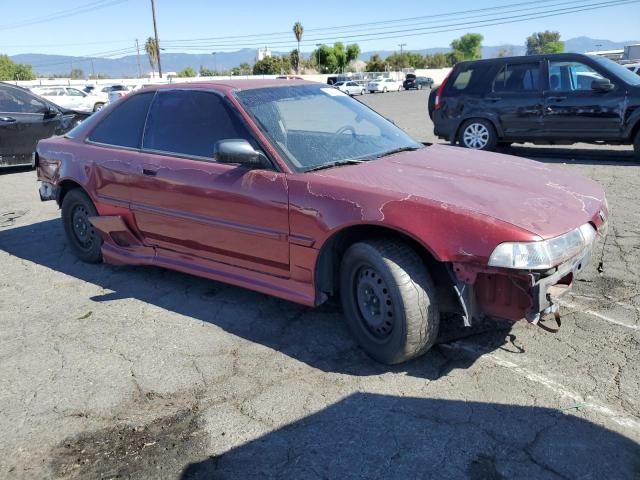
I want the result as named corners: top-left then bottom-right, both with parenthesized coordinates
top-left (429, 53), bottom-right (640, 157)
top-left (331, 75), bottom-right (435, 96)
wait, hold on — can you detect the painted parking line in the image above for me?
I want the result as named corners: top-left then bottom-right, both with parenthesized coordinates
top-left (441, 341), bottom-right (640, 431)
top-left (558, 300), bottom-right (640, 331)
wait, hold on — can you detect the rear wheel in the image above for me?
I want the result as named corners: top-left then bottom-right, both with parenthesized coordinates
top-left (93, 102), bottom-right (104, 112)
top-left (61, 189), bottom-right (103, 263)
top-left (339, 239), bottom-right (440, 364)
top-left (634, 130), bottom-right (640, 160)
top-left (458, 119), bottom-right (498, 151)
top-left (361, 89), bottom-right (365, 96)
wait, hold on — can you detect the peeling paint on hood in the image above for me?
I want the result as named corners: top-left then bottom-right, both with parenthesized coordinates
top-left (311, 144), bottom-right (606, 239)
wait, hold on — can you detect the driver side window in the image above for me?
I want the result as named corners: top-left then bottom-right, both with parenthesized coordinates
top-left (548, 61), bottom-right (607, 92)
top-left (0, 86), bottom-right (47, 114)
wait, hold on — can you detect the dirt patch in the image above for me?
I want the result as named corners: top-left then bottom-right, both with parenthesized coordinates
top-left (50, 407), bottom-right (207, 479)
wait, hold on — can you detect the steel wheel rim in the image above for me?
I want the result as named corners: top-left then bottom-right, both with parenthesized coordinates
top-left (353, 265), bottom-right (394, 339)
top-left (463, 123), bottom-right (490, 149)
top-left (71, 204), bottom-right (95, 251)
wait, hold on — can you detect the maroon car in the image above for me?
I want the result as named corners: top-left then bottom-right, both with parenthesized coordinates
top-left (36, 80), bottom-right (608, 364)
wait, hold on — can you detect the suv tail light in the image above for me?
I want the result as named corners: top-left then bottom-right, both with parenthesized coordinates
top-left (434, 74), bottom-right (449, 110)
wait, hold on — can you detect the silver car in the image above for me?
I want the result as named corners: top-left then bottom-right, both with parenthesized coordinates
top-left (334, 81), bottom-right (366, 96)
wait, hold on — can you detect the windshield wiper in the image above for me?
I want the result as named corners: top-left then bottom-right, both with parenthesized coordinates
top-left (375, 146), bottom-right (421, 158)
top-left (305, 159), bottom-right (365, 172)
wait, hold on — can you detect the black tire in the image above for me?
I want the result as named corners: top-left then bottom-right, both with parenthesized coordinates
top-left (93, 102), bottom-right (104, 112)
top-left (61, 188), bottom-right (103, 263)
top-left (634, 130), bottom-right (640, 160)
top-left (458, 118), bottom-right (498, 151)
top-left (361, 89), bottom-right (365, 96)
top-left (339, 239), bottom-right (440, 364)
top-left (383, 87), bottom-right (388, 93)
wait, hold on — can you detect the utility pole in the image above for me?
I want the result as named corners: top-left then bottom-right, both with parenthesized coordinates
top-left (398, 43), bottom-right (406, 55)
top-left (150, 0), bottom-right (162, 78)
top-left (90, 59), bottom-right (95, 79)
top-left (135, 39), bottom-right (143, 78)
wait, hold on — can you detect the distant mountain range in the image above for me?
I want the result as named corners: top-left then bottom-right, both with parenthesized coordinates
top-left (9, 36), bottom-right (638, 78)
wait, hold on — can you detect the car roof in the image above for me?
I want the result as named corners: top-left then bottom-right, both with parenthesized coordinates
top-left (137, 78), bottom-right (319, 95)
top-left (453, 52), bottom-right (599, 68)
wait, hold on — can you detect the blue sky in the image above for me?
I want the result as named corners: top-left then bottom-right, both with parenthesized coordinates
top-left (0, 0), bottom-right (638, 57)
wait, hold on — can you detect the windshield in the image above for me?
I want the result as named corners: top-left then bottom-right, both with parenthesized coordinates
top-left (591, 56), bottom-right (640, 86)
top-left (236, 84), bottom-right (422, 172)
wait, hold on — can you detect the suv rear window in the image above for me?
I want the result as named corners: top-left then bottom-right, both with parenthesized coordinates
top-left (449, 64), bottom-right (490, 94)
top-left (88, 92), bottom-right (154, 148)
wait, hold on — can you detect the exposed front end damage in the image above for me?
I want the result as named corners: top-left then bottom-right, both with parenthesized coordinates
top-left (450, 223), bottom-right (605, 329)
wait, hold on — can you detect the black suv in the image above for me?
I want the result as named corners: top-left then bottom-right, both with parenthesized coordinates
top-left (430, 53), bottom-right (640, 157)
top-left (403, 74), bottom-right (434, 90)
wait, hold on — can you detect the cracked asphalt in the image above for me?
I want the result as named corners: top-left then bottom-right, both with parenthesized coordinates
top-left (1, 88), bottom-right (639, 479)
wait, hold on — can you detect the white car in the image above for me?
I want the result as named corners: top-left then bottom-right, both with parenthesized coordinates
top-left (334, 81), bottom-right (366, 96)
top-left (31, 86), bottom-right (105, 113)
top-left (367, 78), bottom-right (402, 93)
top-left (103, 84), bottom-right (132, 104)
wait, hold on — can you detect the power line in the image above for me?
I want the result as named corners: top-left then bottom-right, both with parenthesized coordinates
top-left (0, 0), bottom-right (129, 31)
top-left (162, 0), bottom-right (571, 44)
top-left (159, 0), bottom-right (638, 51)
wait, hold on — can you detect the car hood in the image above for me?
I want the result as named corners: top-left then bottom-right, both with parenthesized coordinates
top-left (311, 144), bottom-right (605, 239)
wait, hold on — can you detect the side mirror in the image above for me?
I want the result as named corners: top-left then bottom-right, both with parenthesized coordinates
top-left (591, 78), bottom-right (614, 92)
top-left (214, 139), bottom-right (265, 167)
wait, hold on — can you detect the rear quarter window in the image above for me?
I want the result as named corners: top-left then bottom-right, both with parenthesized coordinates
top-left (448, 64), bottom-right (492, 95)
top-left (88, 92), bottom-right (154, 148)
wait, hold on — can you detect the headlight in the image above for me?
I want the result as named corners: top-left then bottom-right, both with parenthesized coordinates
top-left (488, 223), bottom-right (596, 270)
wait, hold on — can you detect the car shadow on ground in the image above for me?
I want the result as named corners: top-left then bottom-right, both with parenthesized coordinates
top-left (179, 393), bottom-right (640, 479)
top-left (505, 145), bottom-right (639, 166)
top-left (0, 218), bottom-right (521, 380)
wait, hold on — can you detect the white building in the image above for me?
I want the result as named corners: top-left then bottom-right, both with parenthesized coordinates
top-left (256, 47), bottom-right (272, 62)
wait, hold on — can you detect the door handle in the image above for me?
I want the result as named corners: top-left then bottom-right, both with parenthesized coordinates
top-left (485, 96), bottom-right (502, 102)
top-left (547, 96), bottom-right (567, 101)
top-left (142, 167), bottom-right (158, 176)
top-left (0, 116), bottom-right (16, 123)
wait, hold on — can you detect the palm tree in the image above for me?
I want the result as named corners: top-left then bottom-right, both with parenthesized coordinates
top-left (292, 22), bottom-right (303, 74)
top-left (144, 37), bottom-right (159, 74)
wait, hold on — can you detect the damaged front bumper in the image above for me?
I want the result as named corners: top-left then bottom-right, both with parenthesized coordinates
top-left (452, 230), bottom-right (604, 329)
top-left (39, 181), bottom-right (59, 202)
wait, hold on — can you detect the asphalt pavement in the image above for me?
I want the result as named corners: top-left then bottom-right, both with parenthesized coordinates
top-left (1, 88), bottom-right (639, 479)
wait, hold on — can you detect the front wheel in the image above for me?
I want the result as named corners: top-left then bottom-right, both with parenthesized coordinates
top-left (634, 130), bottom-right (640, 160)
top-left (61, 189), bottom-right (103, 263)
top-left (382, 87), bottom-right (388, 93)
top-left (458, 119), bottom-right (498, 151)
top-left (361, 89), bottom-right (365, 96)
top-left (93, 102), bottom-right (104, 112)
top-left (340, 239), bottom-right (440, 364)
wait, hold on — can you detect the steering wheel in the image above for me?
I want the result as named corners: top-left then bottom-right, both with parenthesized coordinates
top-left (330, 125), bottom-right (357, 149)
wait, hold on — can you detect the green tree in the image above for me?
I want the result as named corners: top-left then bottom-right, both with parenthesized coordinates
top-left (70, 68), bottom-right (84, 79)
top-left (292, 21), bottom-right (303, 74)
top-left (0, 54), bottom-right (36, 80)
top-left (365, 54), bottom-right (386, 72)
top-left (253, 56), bottom-right (288, 75)
top-left (289, 49), bottom-right (300, 73)
top-left (423, 52), bottom-right (454, 68)
top-left (199, 65), bottom-right (214, 76)
top-left (526, 31), bottom-right (564, 55)
top-left (177, 66), bottom-right (197, 77)
top-left (346, 44), bottom-right (361, 64)
top-left (385, 52), bottom-right (427, 70)
top-left (144, 37), bottom-right (159, 72)
top-left (231, 63), bottom-right (252, 76)
top-left (451, 33), bottom-right (483, 61)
